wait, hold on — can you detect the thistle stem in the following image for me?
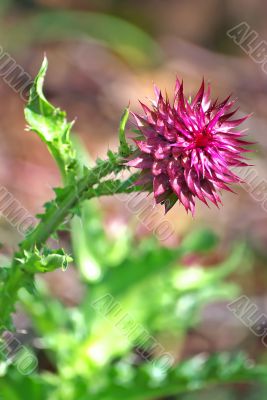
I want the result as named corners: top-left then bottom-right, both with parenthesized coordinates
top-left (0, 156), bottom-right (140, 329)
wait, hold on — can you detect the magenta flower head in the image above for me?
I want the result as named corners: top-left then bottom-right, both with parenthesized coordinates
top-left (126, 79), bottom-right (252, 215)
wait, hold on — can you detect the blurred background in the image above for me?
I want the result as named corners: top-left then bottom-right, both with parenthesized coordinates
top-left (1, 1), bottom-right (267, 399)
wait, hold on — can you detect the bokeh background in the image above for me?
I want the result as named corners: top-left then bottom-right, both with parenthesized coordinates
top-left (1, 1), bottom-right (267, 399)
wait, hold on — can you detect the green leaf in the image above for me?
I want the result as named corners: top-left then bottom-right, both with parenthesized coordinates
top-left (71, 198), bottom-right (132, 282)
top-left (118, 107), bottom-right (132, 157)
top-left (71, 200), bottom-right (107, 282)
top-left (16, 247), bottom-right (72, 273)
top-left (24, 57), bottom-right (77, 183)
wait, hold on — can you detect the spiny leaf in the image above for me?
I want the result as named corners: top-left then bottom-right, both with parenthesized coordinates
top-left (16, 247), bottom-right (72, 273)
top-left (118, 107), bottom-right (132, 157)
top-left (24, 57), bottom-right (78, 182)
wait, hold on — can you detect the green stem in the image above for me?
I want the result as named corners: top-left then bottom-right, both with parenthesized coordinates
top-left (22, 157), bottom-right (121, 250)
top-left (0, 156), bottom-right (140, 329)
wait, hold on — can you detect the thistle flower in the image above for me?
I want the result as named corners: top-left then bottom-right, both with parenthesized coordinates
top-left (126, 79), bottom-right (252, 215)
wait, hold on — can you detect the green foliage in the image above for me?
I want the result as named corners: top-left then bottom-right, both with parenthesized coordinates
top-left (3, 198), bottom-right (261, 399)
top-left (1, 353), bottom-right (267, 400)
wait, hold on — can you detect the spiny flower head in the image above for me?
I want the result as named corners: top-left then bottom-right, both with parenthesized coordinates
top-left (126, 79), bottom-right (252, 215)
